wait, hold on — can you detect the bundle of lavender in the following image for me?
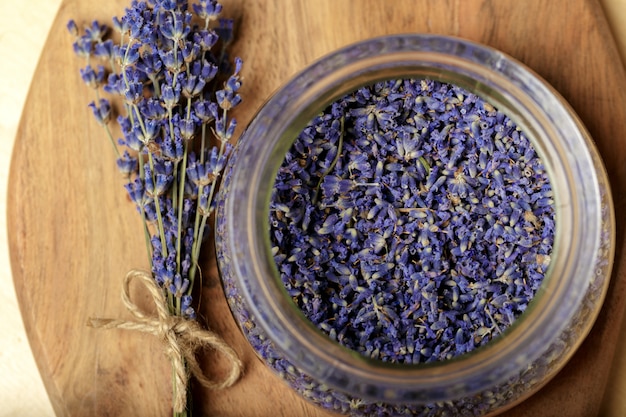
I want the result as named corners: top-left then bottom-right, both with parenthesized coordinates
top-left (68, 0), bottom-right (243, 414)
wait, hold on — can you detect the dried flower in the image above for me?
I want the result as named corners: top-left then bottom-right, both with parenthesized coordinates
top-left (270, 79), bottom-right (555, 365)
top-left (69, 0), bottom-right (243, 414)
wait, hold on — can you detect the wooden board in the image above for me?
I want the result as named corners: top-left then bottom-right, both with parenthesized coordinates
top-left (8, 0), bottom-right (626, 416)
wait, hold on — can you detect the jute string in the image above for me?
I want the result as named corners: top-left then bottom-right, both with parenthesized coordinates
top-left (87, 269), bottom-right (243, 413)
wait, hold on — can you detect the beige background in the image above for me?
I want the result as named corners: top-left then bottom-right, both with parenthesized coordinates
top-left (0, 1), bottom-right (625, 416)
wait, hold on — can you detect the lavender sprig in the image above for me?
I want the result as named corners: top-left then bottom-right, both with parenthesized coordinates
top-left (69, 0), bottom-right (243, 414)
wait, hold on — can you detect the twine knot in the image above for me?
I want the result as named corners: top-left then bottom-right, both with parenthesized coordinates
top-left (88, 269), bottom-right (243, 413)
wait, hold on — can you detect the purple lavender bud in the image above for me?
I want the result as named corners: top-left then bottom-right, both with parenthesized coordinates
top-left (123, 43), bottom-right (141, 68)
top-left (88, 99), bottom-right (111, 125)
top-left (157, 0), bottom-right (178, 11)
top-left (192, 0), bottom-right (222, 21)
top-left (181, 295), bottom-right (196, 319)
top-left (181, 41), bottom-right (201, 64)
top-left (161, 83), bottom-right (180, 110)
top-left (136, 51), bottom-right (162, 79)
top-left (123, 80), bottom-right (144, 104)
top-left (169, 273), bottom-right (190, 297)
top-left (181, 74), bottom-right (206, 98)
top-left (194, 100), bottom-right (218, 123)
top-left (193, 29), bottom-right (218, 51)
top-left (72, 37), bottom-right (92, 59)
top-left (85, 20), bottom-right (108, 42)
top-left (179, 117), bottom-right (197, 141)
top-left (111, 16), bottom-right (127, 34)
top-left (160, 10), bottom-right (190, 42)
top-left (66, 19), bottom-right (78, 37)
top-left (80, 65), bottom-right (106, 89)
top-left (162, 136), bottom-right (185, 162)
top-left (215, 18), bottom-right (234, 44)
top-left (124, 178), bottom-right (146, 208)
top-left (116, 151), bottom-right (138, 177)
top-left (93, 39), bottom-right (114, 60)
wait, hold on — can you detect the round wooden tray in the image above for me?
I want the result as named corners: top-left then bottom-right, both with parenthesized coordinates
top-left (8, 1), bottom-right (626, 416)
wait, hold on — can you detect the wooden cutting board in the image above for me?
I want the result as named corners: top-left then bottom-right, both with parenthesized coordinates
top-left (8, 0), bottom-right (626, 416)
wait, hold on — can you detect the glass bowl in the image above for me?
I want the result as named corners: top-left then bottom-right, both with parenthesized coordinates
top-left (215, 34), bottom-right (615, 416)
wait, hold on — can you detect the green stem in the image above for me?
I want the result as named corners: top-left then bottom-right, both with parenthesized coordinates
top-left (189, 182), bottom-right (204, 286)
top-left (138, 152), bottom-right (153, 265)
top-left (93, 89), bottom-right (120, 158)
top-left (120, 38), bottom-right (133, 87)
top-left (171, 98), bottom-right (195, 301)
top-left (168, 107), bottom-right (176, 144)
top-left (191, 124), bottom-right (208, 246)
top-left (133, 104), bottom-right (148, 138)
top-left (171, 161), bottom-right (179, 220)
top-left (148, 152), bottom-right (169, 260)
top-left (192, 213), bottom-right (209, 277)
top-left (175, 141), bottom-right (189, 276)
top-left (104, 124), bottom-right (120, 158)
top-left (189, 140), bottom-right (225, 281)
top-left (200, 124), bottom-right (207, 161)
top-left (126, 103), bottom-right (135, 128)
top-left (188, 123), bottom-right (224, 286)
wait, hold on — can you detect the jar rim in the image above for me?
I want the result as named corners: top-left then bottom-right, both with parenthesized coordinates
top-left (223, 33), bottom-right (608, 403)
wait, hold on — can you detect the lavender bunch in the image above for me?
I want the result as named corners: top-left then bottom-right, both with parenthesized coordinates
top-left (68, 0), bottom-right (242, 414)
top-left (68, 0), bottom-right (241, 318)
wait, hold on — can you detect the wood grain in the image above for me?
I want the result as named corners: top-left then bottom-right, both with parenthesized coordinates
top-left (8, 0), bottom-right (626, 416)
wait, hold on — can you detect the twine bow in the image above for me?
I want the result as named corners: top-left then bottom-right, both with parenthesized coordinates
top-left (87, 269), bottom-right (243, 413)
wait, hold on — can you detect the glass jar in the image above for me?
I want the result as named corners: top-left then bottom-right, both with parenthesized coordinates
top-left (214, 34), bottom-right (615, 416)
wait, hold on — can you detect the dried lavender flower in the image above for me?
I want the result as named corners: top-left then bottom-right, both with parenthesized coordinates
top-left (70, 0), bottom-right (243, 324)
top-left (70, 3), bottom-right (245, 413)
top-left (269, 79), bottom-right (555, 364)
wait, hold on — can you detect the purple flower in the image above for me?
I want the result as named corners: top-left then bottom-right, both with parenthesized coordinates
top-left (269, 78), bottom-right (555, 366)
top-left (161, 83), bottom-right (181, 110)
top-left (111, 16), bottom-right (129, 34)
top-left (169, 273), bottom-right (190, 297)
top-left (156, 0), bottom-right (178, 11)
top-left (136, 51), bottom-right (162, 79)
top-left (88, 99), bottom-right (111, 125)
top-left (192, 0), bottom-right (222, 22)
top-left (181, 73), bottom-right (206, 98)
top-left (181, 41), bottom-right (200, 63)
top-left (179, 115), bottom-right (198, 140)
top-left (181, 295), bottom-right (196, 319)
top-left (116, 151), bottom-right (138, 177)
top-left (93, 39), bottom-right (115, 60)
top-left (193, 29), bottom-right (218, 51)
top-left (66, 19), bottom-right (79, 37)
top-left (215, 18), bottom-right (234, 45)
top-left (124, 178), bottom-right (148, 209)
top-left (69, 0), bottom-right (243, 370)
top-left (194, 99), bottom-right (218, 123)
top-left (118, 43), bottom-right (141, 68)
top-left (123, 79), bottom-right (144, 104)
top-left (80, 65), bottom-right (106, 89)
top-left (162, 135), bottom-right (185, 162)
top-left (160, 10), bottom-right (191, 43)
top-left (144, 160), bottom-right (174, 197)
top-left (158, 48), bottom-right (184, 73)
top-left (186, 145), bottom-right (231, 186)
top-left (215, 116), bottom-right (237, 142)
top-left (84, 20), bottom-right (108, 42)
top-left (72, 37), bottom-right (92, 58)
